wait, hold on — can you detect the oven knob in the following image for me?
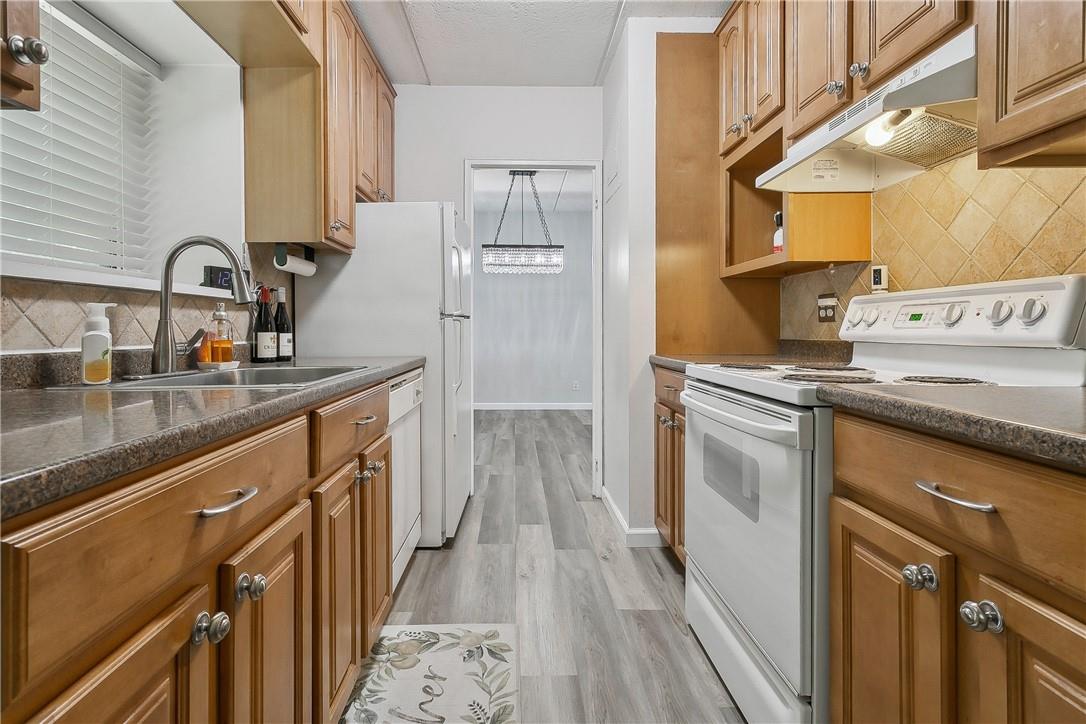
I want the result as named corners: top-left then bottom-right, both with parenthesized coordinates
top-left (846, 308), bottom-right (864, 326)
top-left (941, 303), bottom-right (965, 327)
top-left (862, 307), bottom-right (880, 326)
top-left (1015, 297), bottom-right (1046, 326)
top-left (986, 299), bottom-right (1014, 327)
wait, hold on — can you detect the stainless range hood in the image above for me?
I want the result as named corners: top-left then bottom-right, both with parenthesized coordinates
top-left (757, 26), bottom-right (978, 192)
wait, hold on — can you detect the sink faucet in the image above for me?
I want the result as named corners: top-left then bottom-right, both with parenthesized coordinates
top-left (152, 236), bottom-right (256, 374)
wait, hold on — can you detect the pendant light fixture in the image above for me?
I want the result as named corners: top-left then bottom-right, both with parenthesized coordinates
top-left (481, 170), bottom-right (565, 274)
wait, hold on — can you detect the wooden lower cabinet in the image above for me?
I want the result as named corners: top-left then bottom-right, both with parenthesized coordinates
top-left (652, 367), bottom-right (686, 564)
top-left (361, 434), bottom-right (393, 651)
top-left (672, 412), bottom-right (686, 564)
top-left (829, 496), bottom-right (956, 723)
top-left (654, 401), bottom-right (674, 546)
top-left (30, 586), bottom-right (214, 722)
top-left (219, 501), bottom-right (312, 723)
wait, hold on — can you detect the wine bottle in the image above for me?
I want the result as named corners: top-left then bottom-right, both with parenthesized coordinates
top-left (275, 286), bottom-right (294, 362)
top-left (253, 286), bottom-right (277, 363)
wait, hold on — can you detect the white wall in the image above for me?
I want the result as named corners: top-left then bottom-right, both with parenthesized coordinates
top-left (473, 202), bottom-right (593, 408)
top-left (393, 85), bottom-right (603, 207)
top-left (601, 18), bottom-right (719, 539)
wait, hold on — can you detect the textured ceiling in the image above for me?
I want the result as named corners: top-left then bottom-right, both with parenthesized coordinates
top-left (474, 168), bottom-right (594, 212)
top-left (348, 0), bottom-right (727, 86)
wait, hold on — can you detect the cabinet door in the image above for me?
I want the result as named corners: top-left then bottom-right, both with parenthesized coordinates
top-left (355, 32), bottom-right (378, 202)
top-left (785, 0), bottom-right (851, 140)
top-left (829, 497), bottom-right (956, 723)
top-left (718, 5), bottom-right (747, 156)
top-left (653, 402), bottom-right (673, 546)
top-left (977, 0), bottom-right (1086, 159)
top-left (360, 434), bottom-right (393, 652)
top-left (219, 501), bottom-right (313, 723)
top-left (323, 0), bottom-right (355, 248)
top-left (312, 461), bottom-right (363, 724)
top-left (376, 73), bottom-right (395, 202)
top-left (852, 0), bottom-right (966, 90)
top-left (964, 573), bottom-right (1086, 723)
top-left (1, 0), bottom-right (43, 110)
top-left (30, 586), bottom-right (214, 722)
top-left (671, 411), bottom-right (686, 565)
top-left (746, 0), bottom-right (784, 132)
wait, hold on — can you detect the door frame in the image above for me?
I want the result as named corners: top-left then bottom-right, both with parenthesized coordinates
top-left (464, 158), bottom-right (605, 499)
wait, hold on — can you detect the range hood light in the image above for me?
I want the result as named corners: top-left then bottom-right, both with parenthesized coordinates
top-left (864, 109), bottom-right (914, 148)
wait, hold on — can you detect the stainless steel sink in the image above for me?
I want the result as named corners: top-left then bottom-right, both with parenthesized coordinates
top-left (110, 366), bottom-right (368, 390)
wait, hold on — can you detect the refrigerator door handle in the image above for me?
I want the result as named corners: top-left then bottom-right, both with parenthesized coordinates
top-left (454, 318), bottom-right (465, 393)
top-left (452, 245), bottom-right (465, 315)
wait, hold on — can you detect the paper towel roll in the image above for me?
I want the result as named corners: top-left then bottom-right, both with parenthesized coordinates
top-left (273, 253), bottom-right (317, 277)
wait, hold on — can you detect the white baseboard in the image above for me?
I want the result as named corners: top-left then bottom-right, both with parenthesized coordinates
top-left (473, 402), bottom-right (592, 410)
top-left (601, 485), bottom-right (664, 548)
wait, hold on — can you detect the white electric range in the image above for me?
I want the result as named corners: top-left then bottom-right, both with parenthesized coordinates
top-left (681, 274), bottom-right (1086, 723)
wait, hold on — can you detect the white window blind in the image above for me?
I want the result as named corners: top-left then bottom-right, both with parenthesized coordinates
top-left (1, 1), bottom-right (157, 278)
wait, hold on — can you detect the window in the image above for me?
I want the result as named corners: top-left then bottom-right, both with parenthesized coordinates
top-left (1, 1), bottom-right (157, 279)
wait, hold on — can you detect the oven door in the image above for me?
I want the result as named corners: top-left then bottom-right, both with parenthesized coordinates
top-left (681, 382), bottom-right (815, 696)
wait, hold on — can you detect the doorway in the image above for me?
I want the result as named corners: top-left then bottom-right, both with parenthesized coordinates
top-left (464, 160), bottom-right (603, 497)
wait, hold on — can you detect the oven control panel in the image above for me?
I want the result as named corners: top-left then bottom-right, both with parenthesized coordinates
top-left (840, 275), bottom-right (1086, 348)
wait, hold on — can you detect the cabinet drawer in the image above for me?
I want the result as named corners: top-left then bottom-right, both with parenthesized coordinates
top-left (834, 414), bottom-right (1086, 598)
top-left (310, 384), bottom-right (389, 475)
top-left (654, 367), bottom-right (688, 409)
top-left (1, 416), bottom-right (308, 705)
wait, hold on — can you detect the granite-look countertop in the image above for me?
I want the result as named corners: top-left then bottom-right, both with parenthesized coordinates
top-left (650, 340), bottom-right (853, 374)
top-left (0, 356), bottom-right (425, 520)
top-left (816, 385), bottom-right (1086, 473)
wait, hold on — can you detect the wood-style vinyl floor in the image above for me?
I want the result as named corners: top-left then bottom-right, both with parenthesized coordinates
top-left (390, 410), bottom-right (743, 723)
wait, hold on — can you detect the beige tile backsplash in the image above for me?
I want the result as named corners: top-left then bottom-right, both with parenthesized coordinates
top-left (781, 154), bottom-right (1086, 340)
top-left (1, 244), bottom-right (291, 352)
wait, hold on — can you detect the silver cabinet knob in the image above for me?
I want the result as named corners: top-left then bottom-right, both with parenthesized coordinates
top-left (959, 600), bottom-right (1004, 633)
top-left (235, 572), bottom-right (268, 601)
top-left (354, 469), bottom-right (366, 486)
top-left (825, 80), bottom-right (845, 95)
top-left (192, 610), bottom-right (231, 645)
top-left (741, 113), bottom-right (754, 124)
top-left (848, 61), bottom-right (869, 79)
top-left (6, 35), bottom-right (49, 65)
top-left (901, 563), bottom-right (939, 592)
top-left (726, 122), bottom-right (742, 136)
top-left (368, 460), bottom-right (386, 474)
top-left (330, 221), bottom-right (343, 232)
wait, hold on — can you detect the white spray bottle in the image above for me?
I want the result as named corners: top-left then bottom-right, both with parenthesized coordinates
top-left (82, 303), bottom-right (116, 385)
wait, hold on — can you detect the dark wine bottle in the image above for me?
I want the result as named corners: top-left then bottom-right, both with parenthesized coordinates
top-left (253, 285), bottom-right (277, 363)
top-left (275, 286), bottom-right (294, 362)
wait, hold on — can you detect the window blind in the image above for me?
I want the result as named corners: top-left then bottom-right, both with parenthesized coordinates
top-left (0, 1), bottom-right (157, 278)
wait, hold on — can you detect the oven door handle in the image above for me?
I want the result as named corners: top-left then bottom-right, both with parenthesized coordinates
top-left (680, 391), bottom-right (804, 448)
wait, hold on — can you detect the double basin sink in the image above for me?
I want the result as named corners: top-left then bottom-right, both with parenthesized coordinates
top-left (108, 366), bottom-right (368, 391)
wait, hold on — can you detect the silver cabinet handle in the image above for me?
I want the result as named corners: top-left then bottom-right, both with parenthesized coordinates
top-left (198, 487), bottom-right (259, 518)
top-left (741, 113), bottom-right (754, 124)
top-left (825, 80), bottom-right (845, 95)
top-left (901, 563), bottom-right (939, 592)
top-left (7, 35), bottom-right (49, 65)
top-left (353, 415), bottom-right (378, 426)
top-left (367, 460), bottom-right (386, 474)
top-left (191, 611), bottom-right (231, 645)
top-left (960, 600), bottom-right (1004, 633)
top-left (915, 481), bottom-right (996, 513)
top-left (848, 61), bottom-right (869, 78)
top-left (234, 572), bottom-right (268, 601)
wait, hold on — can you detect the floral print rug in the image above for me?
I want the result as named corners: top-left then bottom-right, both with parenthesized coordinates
top-left (341, 625), bottom-right (518, 724)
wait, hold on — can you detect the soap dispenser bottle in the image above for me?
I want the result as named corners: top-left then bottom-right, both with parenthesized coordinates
top-left (82, 303), bottom-right (116, 385)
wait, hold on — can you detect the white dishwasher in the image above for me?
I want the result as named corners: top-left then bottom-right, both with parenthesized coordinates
top-left (389, 369), bottom-right (424, 590)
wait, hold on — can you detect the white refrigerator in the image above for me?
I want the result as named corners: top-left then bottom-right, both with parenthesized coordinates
top-left (296, 201), bottom-right (473, 547)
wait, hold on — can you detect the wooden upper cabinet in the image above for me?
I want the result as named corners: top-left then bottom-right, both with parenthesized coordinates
top-left (718, 5), bottom-right (747, 155)
top-left (1, 0), bottom-right (44, 110)
top-left (785, 0), bottom-right (851, 140)
top-left (745, 0), bottom-right (784, 132)
top-left (653, 402), bottom-right (673, 546)
top-left (963, 573), bottom-right (1086, 723)
top-left (377, 72), bottom-right (395, 202)
top-left (312, 461), bottom-right (364, 724)
top-left (852, 0), bottom-right (967, 90)
top-left (829, 497), bottom-right (956, 724)
top-left (360, 434), bottom-right (393, 652)
top-left (324, 0), bottom-right (356, 248)
top-left (30, 587), bottom-right (214, 723)
top-left (977, 0), bottom-right (1086, 167)
top-left (219, 502), bottom-right (313, 724)
top-left (355, 32), bottom-right (379, 202)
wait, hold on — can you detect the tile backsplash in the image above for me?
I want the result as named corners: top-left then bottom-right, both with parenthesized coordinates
top-left (782, 154), bottom-right (1086, 340)
top-left (1, 244), bottom-right (290, 352)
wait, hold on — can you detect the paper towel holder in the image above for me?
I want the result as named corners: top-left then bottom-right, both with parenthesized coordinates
top-left (274, 243), bottom-right (315, 266)
top-left (273, 243), bottom-right (318, 277)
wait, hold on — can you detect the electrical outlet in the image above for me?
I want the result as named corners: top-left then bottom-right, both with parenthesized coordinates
top-left (817, 293), bottom-right (838, 323)
top-left (871, 264), bottom-right (888, 292)
top-left (572, 381), bottom-right (581, 391)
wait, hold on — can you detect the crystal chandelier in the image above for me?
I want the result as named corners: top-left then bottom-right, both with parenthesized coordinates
top-left (481, 170), bottom-right (565, 274)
